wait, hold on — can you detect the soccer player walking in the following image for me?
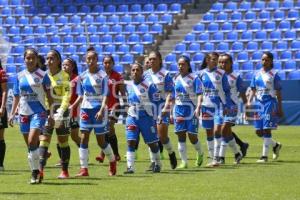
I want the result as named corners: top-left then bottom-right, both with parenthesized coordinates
top-left (9, 48), bottom-right (54, 184)
top-left (247, 52), bottom-right (283, 163)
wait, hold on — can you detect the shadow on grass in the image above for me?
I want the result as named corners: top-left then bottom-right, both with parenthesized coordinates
top-left (160, 169), bottom-right (215, 174)
top-left (0, 192), bottom-right (48, 195)
top-left (42, 182), bottom-right (97, 186)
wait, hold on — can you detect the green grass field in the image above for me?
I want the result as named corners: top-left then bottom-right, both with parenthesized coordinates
top-left (0, 125), bottom-right (299, 200)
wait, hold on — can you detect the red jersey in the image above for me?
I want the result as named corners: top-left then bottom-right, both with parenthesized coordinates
top-left (70, 74), bottom-right (78, 117)
top-left (107, 70), bottom-right (124, 110)
top-left (0, 69), bottom-right (7, 104)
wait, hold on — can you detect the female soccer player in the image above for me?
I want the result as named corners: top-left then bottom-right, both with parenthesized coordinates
top-left (124, 62), bottom-right (162, 174)
top-left (39, 50), bottom-right (71, 180)
top-left (8, 48), bottom-right (53, 184)
top-left (144, 51), bottom-right (177, 170)
top-left (95, 55), bottom-right (126, 163)
top-left (0, 59), bottom-right (8, 171)
top-left (197, 52), bottom-right (234, 166)
top-left (76, 49), bottom-right (116, 177)
top-left (55, 58), bottom-right (81, 166)
top-left (173, 56), bottom-right (203, 169)
top-left (217, 53), bottom-right (248, 164)
top-left (247, 52), bottom-right (283, 163)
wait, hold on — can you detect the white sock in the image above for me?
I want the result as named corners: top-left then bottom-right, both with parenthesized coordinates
top-left (193, 140), bottom-right (203, 155)
top-left (178, 142), bottom-right (187, 163)
top-left (28, 149), bottom-right (39, 171)
top-left (228, 138), bottom-right (239, 154)
top-left (214, 137), bottom-right (221, 158)
top-left (79, 148), bottom-right (89, 168)
top-left (163, 140), bottom-right (174, 155)
top-left (151, 150), bottom-right (161, 166)
top-left (126, 151), bottom-right (135, 169)
top-left (263, 137), bottom-right (271, 157)
top-left (219, 140), bottom-right (228, 158)
top-left (148, 147), bottom-right (154, 163)
top-left (102, 144), bottom-right (115, 162)
top-left (207, 140), bottom-right (214, 158)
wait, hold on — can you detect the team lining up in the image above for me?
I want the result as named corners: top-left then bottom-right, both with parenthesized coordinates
top-left (0, 48), bottom-right (283, 184)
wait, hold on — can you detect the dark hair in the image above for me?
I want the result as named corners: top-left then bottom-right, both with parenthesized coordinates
top-left (38, 55), bottom-right (47, 71)
top-left (65, 57), bottom-right (78, 75)
top-left (149, 50), bottom-right (163, 69)
top-left (0, 58), bottom-right (2, 70)
top-left (103, 55), bottom-right (115, 65)
top-left (49, 49), bottom-right (62, 69)
top-left (200, 54), bottom-right (208, 70)
top-left (24, 48), bottom-right (39, 69)
top-left (262, 51), bottom-right (274, 69)
top-left (178, 55), bottom-right (192, 73)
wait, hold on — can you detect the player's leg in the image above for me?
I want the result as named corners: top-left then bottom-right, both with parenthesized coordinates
top-left (187, 116), bottom-right (203, 167)
top-left (28, 128), bottom-right (42, 184)
top-left (201, 106), bottom-right (215, 164)
top-left (0, 110), bottom-right (8, 170)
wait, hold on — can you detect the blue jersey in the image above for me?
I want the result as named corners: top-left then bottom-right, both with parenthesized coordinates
top-left (144, 68), bottom-right (174, 105)
top-left (173, 73), bottom-right (202, 107)
top-left (198, 67), bottom-right (231, 108)
top-left (13, 68), bottom-right (51, 115)
top-left (227, 72), bottom-right (247, 105)
top-left (126, 78), bottom-right (159, 118)
top-left (77, 69), bottom-right (109, 109)
top-left (250, 69), bottom-right (281, 102)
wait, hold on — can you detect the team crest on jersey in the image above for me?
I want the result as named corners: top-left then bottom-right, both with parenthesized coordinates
top-left (215, 75), bottom-right (221, 80)
top-left (96, 79), bottom-right (101, 84)
top-left (140, 88), bottom-right (145, 93)
top-left (187, 80), bottom-right (192, 85)
top-left (34, 77), bottom-right (40, 83)
top-left (57, 79), bottom-right (62, 84)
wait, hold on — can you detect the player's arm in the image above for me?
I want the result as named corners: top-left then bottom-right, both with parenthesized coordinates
top-left (9, 77), bottom-right (20, 127)
top-left (274, 74), bottom-right (283, 117)
top-left (96, 77), bottom-right (109, 121)
top-left (237, 75), bottom-right (248, 104)
top-left (194, 76), bottom-right (203, 118)
top-left (0, 72), bottom-right (8, 117)
top-left (161, 73), bottom-right (174, 116)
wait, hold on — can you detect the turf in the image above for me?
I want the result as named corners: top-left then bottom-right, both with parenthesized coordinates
top-left (0, 125), bottom-right (299, 200)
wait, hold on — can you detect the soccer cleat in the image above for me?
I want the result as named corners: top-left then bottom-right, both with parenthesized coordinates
top-left (273, 143), bottom-right (282, 160)
top-left (169, 152), bottom-right (177, 169)
top-left (218, 157), bottom-right (225, 165)
top-left (38, 170), bottom-right (44, 183)
top-left (195, 153), bottom-right (204, 167)
top-left (95, 152), bottom-right (105, 163)
top-left (115, 154), bottom-right (121, 162)
top-left (152, 164), bottom-right (161, 173)
top-left (234, 153), bottom-right (243, 164)
top-left (177, 162), bottom-right (188, 169)
top-left (256, 156), bottom-right (268, 163)
top-left (146, 162), bottom-right (155, 172)
top-left (75, 168), bottom-right (89, 177)
top-left (206, 158), bottom-right (219, 167)
top-left (109, 161), bottom-right (117, 176)
top-left (57, 170), bottom-right (69, 179)
top-left (29, 170), bottom-right (40, 184)
top-left (124, 166), bottom-right (134, 174)
top-left (240, 143), bottom-right (249, 158)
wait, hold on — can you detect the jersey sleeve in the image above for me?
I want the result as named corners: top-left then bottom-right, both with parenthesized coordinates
top-left (76, 76), bottom-right (83, 96)
top-left (236, 75), bottom-right (247, 93)
top-left (42, 74), bottom-right (51, 90)
top-left (164, 73), bottom-right (174, 92)
top-left (222, 74), bottom-right (231, 106)
top-left (194, 76), bottom-right (202, 95)
top-left (101, 77), bottom-right (109, 97)
top-left (250, 74), bottom-right (256, 89)
top-left (13, 75), bottom-right (20, 96)
top-left (274, 73), bottom-right (282, 91)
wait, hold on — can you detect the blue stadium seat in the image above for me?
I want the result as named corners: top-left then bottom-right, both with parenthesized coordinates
top-left (225, 31), bottom-right (238, 42)
top-left (249, 21), bottom-right (262, 32)
top-left (252, 51), bottom-right (263, 62)
top-left (210, 2), bottom-right (223, 13)
top-left (174, 43), bottom-right (186, 54)
top-left (141, 33), bottom-right (153, 45)
top-left (280, 51), bottom-right (292, 61)
top-left (117, 44), bottom-right (130, 55)
top-left (281, 0), bottom-right (293, 10)
top-left (130, 4), bottom-right (142, 13)
top-left (15, 6), bottom-right (25, 16)
top-left (264, 21), bottom-right (276, 32)
top-left (53, 5), bottom-right (65, 13)
top-left (224, 1), bottom-right (237, 12)
top-left (247, 42), bottom-right (258, 52)
top-left (21, 26), bottom-right (33, 35)
top-left (72, 25), bottom-right (84, 35)
top-left (77, 45), bottom-right (87, 54)
top-left (40, 6), bottom-right (51, 14)
top-left (113, 34), bottom-right (125, 45)
top-left (114, 64), bottom-right (124, 73)
top-left (273, 61), bottom-right (282, 70)
top-left (261, 41), bottom-right (273, 51)
top-left (34, 26), bottom-right (46, 35)
top-left (132, 14), bottom-right (145, 25)
top-left (15, 57), bottom-right (24, 64)
top-left (192, 52), bottom-right (204, 64)
top-left (120, 54), bottom-right (134, 64)
top-left (277, 71), bottom-right (286, 80)
top-left (276, 41), bottom-right (288, 52)
top-left (266, 1), bottom-right (280, 11)
top-left (63, 35), bottom-right (73, 44)
top-left (278, 20), bottom-right (291, 31)
top-left (89, 34), bottom-right (99, 44)
top-left (1, 7), bottom-right (11, 15)
top-left (284, 61), bottom-right (296, 71)
top-left (211, 32), bottom-right (224, 42)
top-left (124, 24), bottom-right (135, 34)
top-left (117, 4), bottom-right (129, 13)
top-left (8, 26), bottom-right (20, 35)
top-left (202, 12), bottom-right (214, 23)
top-left (288, 70), bottom-right (300, 80)
top-left (93, 5), bottom-right (104, 13)
top-left (164, 53), bottom-right (176, 65)
top-left (50, 35), bottom-right (61, 44)
top-left (244, 11), bottom-right (256, 22)
top-left (31, 16), bottom-right (42, 25)
top-left (143, 3), bottom-right (154, 14)
top-left (241, 61), bottom-right (253, 71)
top-left (187, 42), bottom-right (201, 54)
top-left (66, 5), bottom-right (77, 14)
top-left (127, 34), bottom-right (140, 45)
top-left (93, 45), bottom-right (102, 54)
top-left (131, 44), bottom-right (144, 55)
top-left (202, 42), bottom-right (214, 53)
top-left (235, 21), bottom-right (247, 32)
top-left (238, 1), bottom-right (251, 11)
top-left (295, 51), bottom-right (300, 61)
top-left (269, 30), bottom-right (281, 41)
top-left (169, 63), bottom-right (178, 72)
top-left (150, 23), bottom-right (163, 34)
top-left (170, 3), bottom-right (181, 14)
top-left (107, 15), bottom-right (119, 25)
top-left (100, 34), bottom-right (113, 45)
top-left (109, 24), bottom-right (122, 35)
top-left (18, 16), bottom-right (29, 26)
top-left (11, 36), bottom-right (22, 43)
top-left (287, 9), bottom-right (299, 21)
top-left (231, 42), bottom-right (243, 53)
top-left (192, 23), bottom-right (205, 34)
top-left (86, 25), bottom-right (97, 33)
top-left (273, 10), bottom-right (285, 21)
top-left (294, 20), bottom-right (300, 31)
top-left (40, 46), bottom-right (51, 54)
top-left (103, 44), bottom-right (116, 54)
top-left (156, 3), bottom-right (168, 14)
top-left (95, 15), bottom-right (107, 24)
top-left (75, 34), bottom-right (86, 44)
top-left (64, 45), bottom-right (77, 55)
top-left (98, 25), bottom-right (110, 34)
top-left (160, 14), bottom-right (173, 25)
top-left (215, 12), bottom-right (228, 23)
top-left (253, 1), bottom-right (265, 11)
top-left (6, 65), bottom-right (17, 74)
top-left (79, 5), bottom-right (91, 13)
top-left (183, 33), bottom-right (196, 44)
top-left (216, 42), bottom-right (229, 52)
top-left (237, 52), bottom-right (249, 63)
top-left (221, 22), bottom-right (233, 32)
top-left (137, 24), bottom-right (149, 34)
top-left (36, 36), bottom-right (48, 45)
top-left (57, 15), bottom-right (68, 25)
top-left (230, 11), bottom-right (242, 22)
top-left (258, 10), bottom-right (270, 22)
top-left (284, 30), bottom-right (296, 41)
top-left (240, 31), bottom-right (252, 42)
top-left (207, 22), bottom-right (219, 33)
top-left (44, 15), bottom-right (55, 25)
top-left (146, 14), bottom-right (159, 25)
top-left (119, 14), bottom-right (132, 25)
top-left (83, 15), bottom-right (94, 23)
top-left (254, 31), bottom-right (267, 42)
top-left (291, 40), bottom-right (300, 51)
top-left (6, 56), bottom-right (14, 64)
